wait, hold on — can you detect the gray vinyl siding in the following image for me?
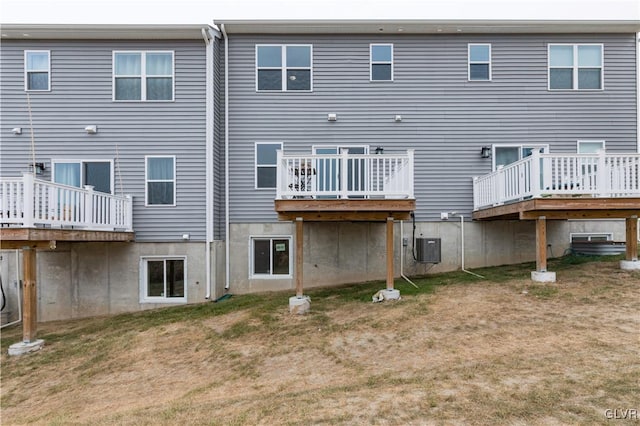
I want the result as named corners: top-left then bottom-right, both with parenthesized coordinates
top-left (226, 33), bottom-right (637, 222)
top-left (1, 39), bottom-right (207, 241)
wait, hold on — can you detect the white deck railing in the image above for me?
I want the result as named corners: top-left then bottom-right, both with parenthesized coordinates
top-left (276, 149), bottom-right (414, 199)
top-left (473, 150), bottom-right (640, 210)
top-left (0, 173), bottom-right (133, 231)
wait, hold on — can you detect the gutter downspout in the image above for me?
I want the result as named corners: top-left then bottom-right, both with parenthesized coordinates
top-left (452, 213), bottom-right (484, 279)
top-left (202, 27), bottom-right (214, 299)
top-left (399, 221), bottom-right (418, 289)
top-left (221, 24), bottom-right (230, 290)
top-left (637, 32), bottom-right (639, 154)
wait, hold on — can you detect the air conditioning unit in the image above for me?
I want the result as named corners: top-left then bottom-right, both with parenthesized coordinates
top-left (416, 238), bottom-right (441, 263)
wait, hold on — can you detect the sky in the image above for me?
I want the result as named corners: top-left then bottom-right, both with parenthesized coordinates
top-left (2, 0), bottom-right (639, 24)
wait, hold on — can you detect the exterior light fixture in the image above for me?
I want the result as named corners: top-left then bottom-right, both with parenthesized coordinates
top-left (85, 125), bottom-right (98, 134)
top-left (28, 162), bottom-right (45, 175)
top-left (12, 127), bottom-right (22, 135)
top-left (394, 115), bottom-right (402, 122)
top-left (375, 146), bottom-right (384, 155)
top-left (327, 113), bottom-right (337, 122)
top-left (480, 146), bottom-right (491, 158)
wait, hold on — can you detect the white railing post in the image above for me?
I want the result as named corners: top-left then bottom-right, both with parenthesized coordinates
top-left (531, 149), bottom-right (541, 198)
top-left (84, 185), bottom-right (94, 228)
top-left (22, 173), bottom-right (34, 228)
top-left (407, 149), bottom-right (415, 198)
top-left (496, 165), bottom-right (505, 205)
top-left (276, 149), bottom-right (283, 200)
top-left (125, 195), bottom-right (133, 231)
top-left (340, 149), bottom-right (349, 199)
top-left (597, 149), bottom-right (607, 197)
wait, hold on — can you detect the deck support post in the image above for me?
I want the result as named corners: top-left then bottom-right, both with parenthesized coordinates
top-left (289, 217), bottom-right (310, 314)
top-left (621, 216), bottom-right (640, 270)
top-left (8, 246), bottom-right (45, 356)
top-left (374, 217), bottom-right (401, 302)
top-left (531, 216), bottom-right (556, 283)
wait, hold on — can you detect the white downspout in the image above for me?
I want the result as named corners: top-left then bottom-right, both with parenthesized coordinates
top-left (399, 221), bottom-right (418, 288)
top-left (203, 27), bottom-right (214, 299)
top-left (221, 24), bottom-right (230, 290)
top-left (452, 213), bottom-right (484, 279)
top-left (637, 32), bottom-right (639, 153)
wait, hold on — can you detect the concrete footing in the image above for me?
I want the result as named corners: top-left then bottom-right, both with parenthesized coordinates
top-left (289, 296), bottom-right (311, 315)
top-left (620, 260), bottom-right (640, 271)
top-left (531, 271), bottom-right (557, 283)
top-left (373, 288), bottom-right (401, 302)
top-left (8, 339), bottom-right (45, 356)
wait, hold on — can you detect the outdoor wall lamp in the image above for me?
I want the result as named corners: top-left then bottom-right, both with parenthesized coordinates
top-left (375, 146), bottom-right (384, 154)
top-left (480, 146), bottom-right (492, 158)
top-left (12, 127), bottom-right (22, 135)
top-left (327, 113), bottom-right (337, 122)
top-left (28, 162), bottom-right (46, 175)
top-left (85, 125), bottom-right (98, 134)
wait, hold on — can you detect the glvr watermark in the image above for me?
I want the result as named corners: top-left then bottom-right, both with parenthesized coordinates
top-left (605, 409), bottom-right (638, 420)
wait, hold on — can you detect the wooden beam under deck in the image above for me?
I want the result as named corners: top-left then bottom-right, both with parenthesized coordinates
top-left (473, 198), bottom-right (640, 221)
top-left (275, 198), bottom-right (415, 222)
top-left (0, 228), bottom-right (135, 245)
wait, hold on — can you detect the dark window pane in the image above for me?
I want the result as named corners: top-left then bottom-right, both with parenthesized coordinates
top-left (147, 261), bottom-right (165, 297)
top-left (272, 239), bottom-right (290, 275)
top-left (27, 72), bottom-right (48, 90)
top-left (470, 64), bottom-right (490, 80)
top-left (578, 68), bottom-right (601, 89)
top-left (257, 144), bottom-right (280, 165)
top-left (372, 64), bottom-right (392, 81)
top-left (257, 167), bottom-right (276, 188)
top-left (84, 162), bottom-right (111, 193)
top-left (147, 77), bottom-right (173, 100)
top-left (254, 240), bottom-right (271, 274)
top-left (550, 68), bottom-right (572, 89)
top-left (166, 260), bottom-right (184, 297)
top-left (148, 182), bottom-right (174, 204)
top-left (258, 69), bottom-right (282, 91)
top-left (115, 77), bottom-right (141, 100)
top-left (286, 69), bottom-right (311, 90)
top-left (495, 147), bottom-right (520, 167)
top-left (286, 46), bottom-right (310, 67)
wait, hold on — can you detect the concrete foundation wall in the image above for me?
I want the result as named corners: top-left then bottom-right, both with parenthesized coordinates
top-left (228, 219), bottom-right (628, 294)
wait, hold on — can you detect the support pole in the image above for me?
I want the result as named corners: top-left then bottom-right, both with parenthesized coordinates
top-left (532, 216), bottom-right (556, 282)
top-left (22, 247), bottom-right (37, 343)
top-left (625, 217), bottom-right (638, 261)
top-left (536, 216), bottom-right (547, 272)
top-left (386, 217), bottom-right (394, 290)
top-left (295, 217), bottom-right (304, 297)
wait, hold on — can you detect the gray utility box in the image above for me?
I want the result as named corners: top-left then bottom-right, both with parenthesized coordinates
top-left (416, 238), bottom-right (441, 263)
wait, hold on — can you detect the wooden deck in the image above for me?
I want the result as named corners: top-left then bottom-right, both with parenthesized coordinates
top-left (274, 198), bottom-right (416, 222)
top-left (0, 227), bottom-right (134, 249)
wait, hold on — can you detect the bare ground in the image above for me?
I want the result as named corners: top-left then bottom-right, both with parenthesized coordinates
top-left (1, 259), bottom-right (639, 425)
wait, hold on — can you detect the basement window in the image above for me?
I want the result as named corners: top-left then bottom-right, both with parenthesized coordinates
top-left (250, 236), bottom-right (292, 278)
top-left (570, 233), bottom-right (613, 243)
top-left (140, 256), bottom-right (186, 303)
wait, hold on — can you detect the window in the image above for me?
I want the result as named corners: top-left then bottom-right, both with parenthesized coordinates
top-left (570, 233), bottom-right (613, 242)
top-left (25, 50), bottom-right (50, 91)
top-left (577, 140), bottom-right (605, 154)
top-left (370, 44), bottom-right (393, 81)
top-left (255, 142), bottom-right (282, 189)
top-left (468, 44), bottom-right (491, 81)
top-left (548, 44), bottom-right (603, 90)
top-left (140, 257), bottom-right (186, 303)
top-left (493, 144), bottom-right (549, 170)
top-left (113, 51), bottom-right (174, 101)
top-left (256, 45), bottom-right (312, 91)
top-left (251, 237), bottom-right (292, 277)
top-left (53, 160), bottom-right (113, 193)
top-left (146, 156), bottom-right (175, 206)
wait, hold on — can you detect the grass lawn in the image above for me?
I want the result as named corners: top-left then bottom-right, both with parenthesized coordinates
top-left (1, 255), bottom-right (639, 425)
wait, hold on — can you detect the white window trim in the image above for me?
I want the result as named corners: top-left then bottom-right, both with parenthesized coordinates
top-left (570, 232), bottom-right (613, 242)
top-left (548, 43), bottom-right (604, 91)
top-left (139, 255), bottom-right (187, 304)
top-left (112, 51), bottom-right (175, 102)
top-left (145, 155), bottom-right (177, 207)
top-left (249, 235), bottom-right (293, 279)
top-left (51, 159), bottom-right (115, 194)
top-left (577, 140), bottom-right (606, 153)
top-left (468, 43), bottom-right (492, 81)
top-left (370, 43), bottom-right (394, 82)
top-left (492, 144), bottom-right (550, 171)
top-left (255, 142), bottom-right (283, 190)
top-left (255, 44), bottom-right (313, 92)
top-left (24, 50), bottom-right (51, 92)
